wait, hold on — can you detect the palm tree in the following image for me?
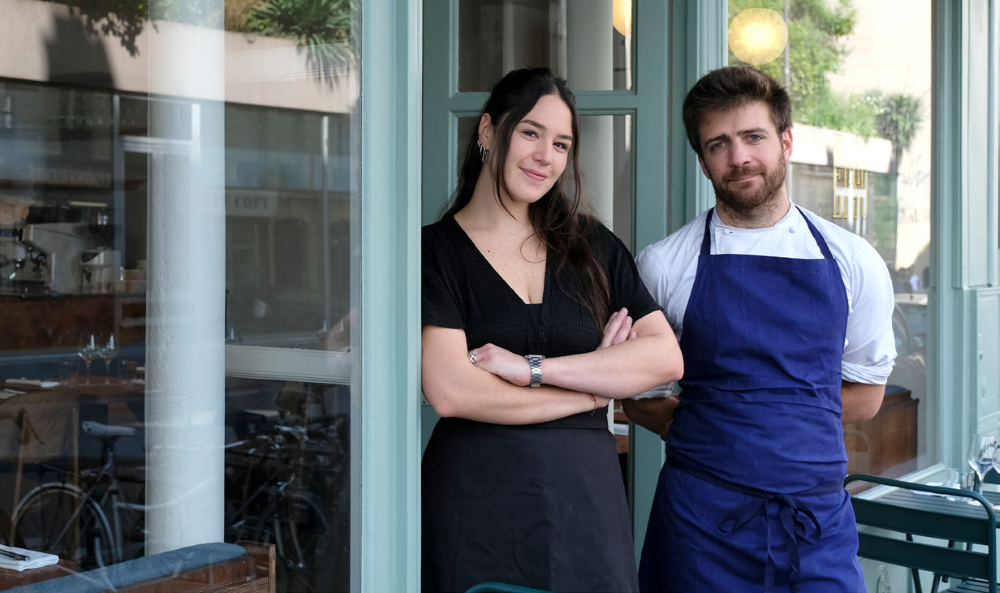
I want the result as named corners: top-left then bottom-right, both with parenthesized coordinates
top-left (876, 93), bottom-right (924, 167)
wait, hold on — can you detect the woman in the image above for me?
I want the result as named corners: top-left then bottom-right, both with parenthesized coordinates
top-left (421, 68), bottom-right (683, 592)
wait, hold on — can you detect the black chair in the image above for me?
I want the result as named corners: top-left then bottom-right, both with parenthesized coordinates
top-left (846, 473), bottom-right (997, 593)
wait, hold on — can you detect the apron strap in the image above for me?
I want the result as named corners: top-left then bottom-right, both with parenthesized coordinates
top-left (700, 209), bottom-right (715, 256)
top-left (795, 206), bottom-right (835, 260)
top-left (667, 456), bottom-right (841, 593)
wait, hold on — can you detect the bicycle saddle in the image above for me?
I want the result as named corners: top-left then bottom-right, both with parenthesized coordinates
top-left (82, 421), bottom-right (138, 439)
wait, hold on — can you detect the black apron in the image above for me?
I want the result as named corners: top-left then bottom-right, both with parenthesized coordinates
top-left (422, 413), bottom-right (638, 592)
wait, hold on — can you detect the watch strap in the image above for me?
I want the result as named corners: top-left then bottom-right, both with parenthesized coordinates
top-left (526, 354), bottom-right (544, 388)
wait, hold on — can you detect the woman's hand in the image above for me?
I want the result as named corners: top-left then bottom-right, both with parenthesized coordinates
top-left (598, 307), bottom-right (635, 350)
top-left (469, 344), bottom-right (531, 386)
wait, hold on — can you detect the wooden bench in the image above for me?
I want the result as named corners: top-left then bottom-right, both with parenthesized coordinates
top-left (3, 542), bottom-right (274, 593)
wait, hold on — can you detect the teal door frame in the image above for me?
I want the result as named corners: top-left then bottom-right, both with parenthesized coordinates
top-left (360, 0), bottom-right (422, 591)
top-left (629, 0), bottom-right (728, 560)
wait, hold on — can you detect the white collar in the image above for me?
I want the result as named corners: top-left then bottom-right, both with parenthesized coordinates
top-left (711, 197), bottom-right (797, 233)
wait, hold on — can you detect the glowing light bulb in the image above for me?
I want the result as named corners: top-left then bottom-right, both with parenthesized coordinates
top-left (728, 8), bottom-right (788, 66)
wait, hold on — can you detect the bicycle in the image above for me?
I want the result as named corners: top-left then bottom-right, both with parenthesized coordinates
top-left (223, 416), bottom-right (347, 593)
top-left (10, 420), bottom-right (145, 570)
top-left (9, 401), bottom-right (348, 592)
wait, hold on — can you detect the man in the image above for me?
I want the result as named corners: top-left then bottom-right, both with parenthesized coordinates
top-left (623, 66), bottom-right (896, 592)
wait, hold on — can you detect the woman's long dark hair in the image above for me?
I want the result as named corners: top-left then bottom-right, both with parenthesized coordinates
top-left (443, 68), bottom-right (611, 329)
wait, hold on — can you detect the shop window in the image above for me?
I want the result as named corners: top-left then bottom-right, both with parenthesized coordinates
top-left (729, 0), bottom-right (933, 480)
top-left (0, 0), bottom-right (357, 590)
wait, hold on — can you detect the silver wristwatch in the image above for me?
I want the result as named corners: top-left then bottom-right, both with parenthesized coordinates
top-left (526, 354), bottom-right (545, 388)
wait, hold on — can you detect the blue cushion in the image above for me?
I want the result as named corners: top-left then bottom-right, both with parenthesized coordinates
top-left (6, 542), bottom-right (248, 593)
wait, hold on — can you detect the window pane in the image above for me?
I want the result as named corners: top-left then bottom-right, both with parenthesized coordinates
top-left (224, 377), bottom-right (351, 591)
top-left (224, 107), bottom-right (356, 350)
top-left (0, 0), bottom-right (357, 590)
top-left (458, 0), bottom-right (633, 92)
top-left (729, 1), bottom-right (933, 481)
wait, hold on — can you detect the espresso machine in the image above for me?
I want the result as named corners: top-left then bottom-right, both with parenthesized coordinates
top-left (0, 227), bottom-right (39, 294)
top-left (18, 223), bottom-right (91, 295)
top-left (81, 248), bottom-right (121, 294)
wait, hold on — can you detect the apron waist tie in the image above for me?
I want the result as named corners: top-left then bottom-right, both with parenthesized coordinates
top-left (666, 456), bottom-right (842, 593)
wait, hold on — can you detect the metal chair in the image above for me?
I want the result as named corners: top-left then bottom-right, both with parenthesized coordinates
top-left (846, 473), bottom-right (997, 593)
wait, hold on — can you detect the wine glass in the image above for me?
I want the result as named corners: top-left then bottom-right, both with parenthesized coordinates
top-left (99, 332), bottom-right (119, 384)
top-left (966, 432), bottom-right (997, 504)
top-left (78, 333), bottom-right (99, 384)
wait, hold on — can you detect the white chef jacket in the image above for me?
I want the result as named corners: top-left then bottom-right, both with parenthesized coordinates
top-left (635, 200), bottom-right (897, 398)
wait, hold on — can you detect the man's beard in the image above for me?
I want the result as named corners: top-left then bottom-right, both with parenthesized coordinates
top-left (711, 156), bottom-right (787, 216)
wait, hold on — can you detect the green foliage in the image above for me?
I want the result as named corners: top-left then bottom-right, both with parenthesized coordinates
top-left (728, 0), bottom-right (923, 159)
top-left (242, 0), bottom-right (355, 82)
top-left (876, 93), bottom-right (924, 159)
top-left (43, 0), bottom-right (146, 56)
top-left (729, 0), bottom-right (856, 118)
top-left (40, 0), bottom-right (353, 75)
top-left (43, 0), bottom-right (223, 56)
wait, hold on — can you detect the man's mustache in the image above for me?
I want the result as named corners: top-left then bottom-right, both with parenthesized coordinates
top-left (723, 166), bottom-right (765, 182)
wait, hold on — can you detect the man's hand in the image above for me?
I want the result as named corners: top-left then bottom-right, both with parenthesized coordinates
top-left (623, 394), bottom-right (680, 441)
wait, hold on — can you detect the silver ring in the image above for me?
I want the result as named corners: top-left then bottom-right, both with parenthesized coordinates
top-left (468, 349), bottom-right (478, 365)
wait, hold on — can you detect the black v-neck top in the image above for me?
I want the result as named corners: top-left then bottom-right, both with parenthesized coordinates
top-left (423, 215), bottom-right (660, 363)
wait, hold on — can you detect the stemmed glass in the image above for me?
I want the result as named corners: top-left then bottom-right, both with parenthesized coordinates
top-left (99, 332), bottom-right (119, 384)
top-left (78, 333), bottom-right (99, 384)
top-left (967, 432), bottom-right (998, 504)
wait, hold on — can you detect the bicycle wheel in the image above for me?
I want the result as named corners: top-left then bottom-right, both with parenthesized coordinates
top-left (255, 491), bottom-right (337, 593)
top-left (12, 483), bottom-right (116, 570)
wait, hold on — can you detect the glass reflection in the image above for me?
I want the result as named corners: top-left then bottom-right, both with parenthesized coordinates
top-left (0, 0), bottom-right (357, 588)
top-left (224, 377), bottom-right (351, 592)
top-left (224, 107), bottom-right (355, 349)
top-left (729, 0), bottom-right (932, 481)
top-left (458, 0), bottom-right (632, 92)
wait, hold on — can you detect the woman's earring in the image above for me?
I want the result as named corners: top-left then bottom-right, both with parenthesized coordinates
top-left (477, 139), bottom-right (488, 163)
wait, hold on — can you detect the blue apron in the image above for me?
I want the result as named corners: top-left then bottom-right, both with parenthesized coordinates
top-left (638, 208), bottom-right (864, 593)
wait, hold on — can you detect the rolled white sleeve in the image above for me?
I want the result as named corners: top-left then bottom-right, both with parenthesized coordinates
top-left (840, 238), bottom-right (897, 385)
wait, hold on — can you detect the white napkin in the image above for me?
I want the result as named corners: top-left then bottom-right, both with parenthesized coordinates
top-left (0, 544), bottom-right (59, 571)
top-left (911, 481), bottom-right (960, 498)
top-left (5, 378), bottom-right (60, 389)
top-left (0, 388), bottom-right (25, 400)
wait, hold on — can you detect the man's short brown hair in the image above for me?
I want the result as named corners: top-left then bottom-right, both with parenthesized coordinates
top-left (682, 66), bottom-right (792, 158)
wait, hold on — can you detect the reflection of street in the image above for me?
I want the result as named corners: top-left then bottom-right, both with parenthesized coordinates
top-left (889, 292), bottom-right (927, 404)
top-left (224, 379), bottom-right (351, 593)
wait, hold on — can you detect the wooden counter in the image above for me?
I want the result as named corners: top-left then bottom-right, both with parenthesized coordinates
top-left (0, 293), bottom-right (145, 351)
top-left (844, 387), bottom-right (919, 480)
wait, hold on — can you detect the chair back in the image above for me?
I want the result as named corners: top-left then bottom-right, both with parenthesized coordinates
top-left (845, 473), bottom-right (997, 593)
top-left (0, 391), bottom-right (80, 541)
top-left (465, 583), bottom-right (551, 593)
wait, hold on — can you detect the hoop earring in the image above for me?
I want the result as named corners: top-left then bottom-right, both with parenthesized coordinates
top-left (477, 139), bottom-right (488, 163)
